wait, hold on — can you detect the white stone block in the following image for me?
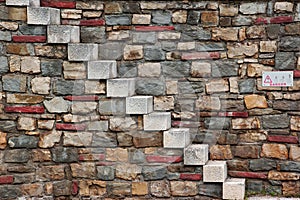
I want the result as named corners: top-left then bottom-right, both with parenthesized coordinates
top-left (164, 128), bottom-right (190, 148)
top-left (87, 61), bottom-right (117, 80)
top-left (144, 112), bottom-right (171, 131)
top-left (223, 178), bottom-right (245, 200)
top-left (48, 25), bottom-right (80, 43)
top-left (107, 78), bottom-right (135, 97)
top-left (184, 144), bottom-right (208, 165)
top-left (27, 7), bottom-right (60, 25)
top-left (6, 0), bottom-right (29, 6)
top-left (203, 161), bottom-right (227, 183)
top-left (29, 0), bottom-right (40, 7)
top-left (126, 96), bottom-right (153, 114)
top-left (68, 44), bottom-right (98, 61)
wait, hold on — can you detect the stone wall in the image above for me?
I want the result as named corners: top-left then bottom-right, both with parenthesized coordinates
top-left (0, 0), bottom-right (300, 199)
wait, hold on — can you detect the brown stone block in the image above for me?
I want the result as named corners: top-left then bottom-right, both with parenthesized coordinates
top-left (170, 181), bottom-right (197, 196)
top-left (79, 180), bottom-right (106, 196)
top-left (132, 182), bottom-right (148, 196)
top-left (282, 181), bottom-right (300, 196)
top-left (261, 143), bottom-right (288, 160)
top-left (268, 170), bottom-right (300, 181)
top-left (201, 11), bottom-right (219, 27)
top-left (232, 145), bottom-right (260, 159)
top-left (210, 145), bottom-right (233, 160)
top-left (6, 44), bottom-right (30, 56)
top-left (8, 7), bottom-right (27, 21)
top-left (244, 94), bottom-right (268, 109)
top-left (0, 132), bottom-right (7, 150)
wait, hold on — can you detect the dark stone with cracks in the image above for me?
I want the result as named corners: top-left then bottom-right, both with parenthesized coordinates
top-left (199, 182), bottom-right (222, 198)
top-left (118, 61), bottom-right (138, 78)
top-left (0, 185), bottom-right (22, 199)
top-left (53, 180), bottom-right (72, 197)
top-left (279, 36), bottom-right (300, 51)
top-left (144, 46), bottom-right (165, 61)
top-left (162, 61), bottom-right (190, 78)
top-left (0, 120), bottom-right (16, 133)
top-left (278, 161), bottom-right (300, 172)
top-left (187, 11), bottom-right (200, 25)
top-left (136, 79), bottom-right (165, 96)
top-left (249, 159), bottom-right (277, 171)
top-left (97, 166), bottom-right (115, 181)
top-left (53, 80), bottom-right (84, 95)
top-left (262, 114), bottom-right (289, 129)
top-left (8, 135), bottom-right (38, 148)
top-left (275, 52), bottom-right (295, 70)
top-left (142, 166), bottom-right (167, 180)
top-left (52, 147), bottom-right (78, 163)
top-left (4, 149), bottom-right (30, 163)
top-left (41, 59), bottom-right (63, 77)
top-left (176, 25), bottom-right (211, 41)
top-left (81, 27), bottom-right (106, 44)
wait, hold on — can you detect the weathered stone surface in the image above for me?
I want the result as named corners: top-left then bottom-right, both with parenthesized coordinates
top-left (210, 145), bottom-right (233, 160)
top-left (64, 132), bottom-right (93, 147)
top-left (0, 56), bottom-right (8, 74)
top-left (283, 181), bottom-right (300, 196)
top-left (220, 4), bottom-right (238, 16)
top-left (68, 43), bottom-right (98, 61)
top-left (232, 117), bottom-right (261, 129)
top-left (132, 14), bottom-right (151, 24)
top-left (116, 163), bottom-right (141, 180)
top-left (249, 159), bottom-right (277, 171)
top-left (199, 182), bottom-right (222, 198)
top-left (206, 79), bottom-right (229, 94)
top-left (85, 81), bottom-right (106, 94)
top-left (92, 132), bottom-right (117, 147)
top-left (152, 10), bottom-right (171, 25)
top-left (110, 117), bottom-right (137, 132)
top-left (190, 62), bottom-right (211, 77)
top-left (227, 43), bottom-right (258, 58)
top-left (0, 132), bottom-right (7, 149)
top-left (105, 15), bottom-right (131, 25)
top-left (279, 161), bottom-right (300, 172)
top-left (0, 185), bottom-right (22, 199)
top-left (41, 59), bottom-right (63, 77)
top-left (203, 160), bottom-right (227, 182)
top-left (70, 163), bottom-right (95, 178)
top-left (142, 166), bottom-right (167, 180)
top-left (39, 130), bottom-right (62, 148)
top-left (268, 170), bottom-right (300, 181)
top-left (8, 135), bottom-right (38, 148)
top-left (247, 63), bottom-right (273, 77)
top-left (71, 102), bottom-right (97, 114)
top-left (48, 25), bottom-right (79, 43)
top-left (279, 36), bottom-right (300, 51)
top-left (136, 79), bottom-right (165, 96)
top-left (81, 27), bottom-right (106, 44)
top-left (17, 117), bottom-right (36, 131)
top-left (27, 7), bottom-right (60, 25)
top-left (144, 46), bottom-right (165, 61)
top-left (212, 28), bottom-right (238, 41)
top-left (274, 2), bottom-right (294, 13)
top-left (4, 149), bottom-right (30, 163)
top-left (97, 166), bottom-right (115, 181)
top-left (2, 74), bottom-right (27, 92)
top-left (52, 147), bottom-right (78, 163)
top-left (196, 96), bottom-right (220, 111)
top-left (172, 10), bottom-right (187, 23)
top-left (154, 96), bottom-right (174, 111)
top-left (239, 131), bottom-right (268, 143)
top-left (79, 180), bottom-right (106, 196)
top-left (170, 181), bottom-right (197, 196)
top-left (262, 114), bottom-right (289, 129)
top-left (246, 26), bottom-right (266, 39)
top-left (223, 178), bottom-right (245, 200)
top-left (211, 60), bottom-right (239, 77)
top-left (6, 93), bottom-right (44, 104)
top-left (44, 97), bottom-right (70, 113)
top-left (289, 146), bottom-right (300, 161)
top-left (275, 52), bottom-right (295, 70)
top-left (31, 77), bottom-right (51, 94)
top-left (244, 94), bottom-right (268, 109)
top-left (232, 145), bottom-right (260, 158)
top-left (240, 2), bottom-right (267, 14)
top-left (261, 144), bottom-right (288, 160)
top-left (201, 11), bottom-right (219, 27)
top-left (53, 80), bottom-right (85, 95)
top-left (144, 112), bottom-right (171, 131)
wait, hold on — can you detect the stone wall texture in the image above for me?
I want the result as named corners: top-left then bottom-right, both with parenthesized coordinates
top-left (1, 0), bottom-right (300, 199)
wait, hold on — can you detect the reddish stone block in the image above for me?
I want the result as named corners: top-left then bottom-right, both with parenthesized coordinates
top-left (72, 181), bottom-right (78, 195)
top-left (228, 171), bottom-right (268, 179)
top-left (180, 173), bottom-right (202, 181)
top-left (0, 0), bottom-right (5, 2)
top-left (96, 161), bottom-right (116, 166)
top-left (255, 17), bottom-right (268, 25)
top-left (294, 70), bottom-right (300, 78)
top-left (181, 52), bottom-right (220, 60)
top-left (270, 16), bottom-right (293, 24)
top-left (41, 0), bottom-right (76, 8)
top-left (64, 95), bottom-right (99, 101)
top-left (146, 155), bottom-right (183, 163)
top-left (218, 112), bottom-right (249, 118)
top-left (56, 123), bottom-right (86, 131)
top-left (267, 135), bottom-right (299, 144)
top-left (79, 19), bottom-right (105, 26)
top-left (5, 106), bottom-right (45, 114)
top-left (135, 26), bottom-right (175, 31)
top-left (0, 175), bottom-right (13, 184)
top-left (12, 35), bottom-right (47, 43)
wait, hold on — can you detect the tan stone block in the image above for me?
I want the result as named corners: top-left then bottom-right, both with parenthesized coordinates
top-left (244, 94), bottom-right (268, 109)
top-left (191, 62), bottom-right (211, 78)
top-left (39, 130), bottom-right (62, 148)
top-left (229, 77), bottom-right (239, 93)
top-left (8, 7), bottom-right (27, 21)
top-left (212, 28), bottom-right (238, 41)
top-left (170, 181), bottom-right (197, 196)
top-left (37, 120), bottom-right (54, 130)
top-left (132, 182), bottom-right (148, 196)
top-left (158, 32), bottom-right (181, 40)
top-left (210, 145), bottom-right (233, 160)
top-left (289, 146), bottom-right (300, 161)
top-left (228, 43), bottom-right (258, 58)
top-left (260, 41), bottom-right (277, 52)
top-left (36, 165), bottom-right (65, 181)
top-left (85, 80), bottom-right (105, 94)
top-left (6, 93), bottom-right (44, 104)
top-left (45, 182), bottom-right (53, 195)
top-left (132, 14), bottom-right (151, 25)
top-left (31, 77), bottom-right (51, 95)
top-left (105, 2), bottom-right (122, 13)
top-left (21, 56), bottom-right (41, 74)
top-left (70, 163), bottom-right (96, 178)
top-left (239, 27), bottom-right (247, 41)
top-left (206, 79), bottom-right (229, 94)
top-left (219, 4), bottom-right (238, 16)
top-left (154, 96), bottom-right (174, 111)
top-left (239, 131), bottom-right (268, 143)
top-left (0, 22), bottom-right (18, 31)
top-left (166, 80), bottom-right (178, 94)
top-left (0, 132), bottom-right (7, 150)
top-left (268, 170), bottom-right (299, 181)
top-left (106, 148), bottom-right (128, 162)
top-left (274, 2), bottom-right (294, 12)
top-left (32, 149), bottom-right (51, 162)
top-left (21, 183), bottom-right (43, 196)
top-left (138, 63), bottom-right (161, 77)
top-left (150, 180), bottom-right (170, 197)
top-left (261, 143), bottom-right (288, 160)
top-left (6, 44), bottom-right (29, 56)
top-left (172, 10), bottom-right (187, 23)
top-left (124, 45), bottom-right (143, 60)
top-left (116, 164), bottom-right (141, 180)
top-left (61, 9), bottom-right (82, 19)
top-left (246, 26), bottom-right (266, 39)
top-left (247, 63), bottom-right (273, 77)
top-left (9, 55), bottom-right (21, 72)
top-left (232, 117), bottom-right (261, 129)
top-left (79, 180), bottom-right (106, 196)
top-left (76, 1), bottom-right (103, 10)
top-left (196, 96), bottom-right (220, 111)
top-left (140, 2), bottom-right (167, 9)
top-left (83, 11), bottom-right (102, 18)
top-left (108, 30), bottom-right (130, 40)
top-left (283, 181), bottom-right (300, 196)
top-left (17, 117), bottom-right (36, 131)
top-left (201, 11), bottom-right (219, 27)
top-left (291, 116), bottom-right (300, 131)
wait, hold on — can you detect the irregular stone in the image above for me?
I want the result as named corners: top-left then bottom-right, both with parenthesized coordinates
top-left (36, 165), bottom-right (65, 181)
top-left (262, 114), bottom-right (289, 129)
top-left (0, 186), bottom-right (22, 199)
top-left (0, 121), bottom-right (16, 133)
top-left (142, 166), bottom-right (167, 180)
top-left (81, 27), bottom-right (106, 44)
top-left (196, 96), bottom-right (220, 111)
top-left (70, 163), bottom-right (95, 178)
top-left (206, 79), bottom-right (229, 94)
top-left (187, 10), bottom-right (200, 25)
top-left (76, 1), bottom-right (104, 10)
top-left (79, 180), bottom-right (106, 196)
top-left (31, 77), bottom-right (51, 94)
top-left (211, 59), bottom-right (239, 77)
top-left (170, 181), bottom-right (197, 196)
top-left (85, 81), bottom-right (106, 94)
top-left (0, 56), bottom-right (8, 74)
top-left (53, 180), bottom-right (72, 196)
top-left (261, 144), bottom-right (288, 160)
top-left (136, 79), bottom-right (165, 96)
top-left (17, 117), bottom-right (36, 131)
top-left (106, 148), bottom-right (128, 162)
top-left (232, 145), bottom-right (260, 158)
top-left (289, 146), bottom-right (300, 161)
top-left (4, 149), bottom-right (30, 163)
top-left (144, 46), bottom-right (165, 61)
top-left (238, 79), bottom-right (255, 94)
top-left (154, 96), bottom-right (174, 111)
top-left (268, 170), bottom-right (299, 181)
top-left (0, 132), bottom-right (7, 149)
top-left (133, 132), bottom-right (162, 148)
top-left (92, 132), bottom-right (117, 147)
top-left (107, 182), bottom-right (131, 197)
top-left (52, 147), bottom-right (78, 163)
top-left (41, 59), bottom-right (63, 77)
top-left (279, 36), bottom-right (300, 51)
top-left (274, 2), bottom-right (294, 13)
top-left (227, 43), bottom-right (258, 58)
top-left (275, 52), bottom-right (295, 70)
top-left (63, 132), bottom-right (93, 147)
top-left (191, 62), bottom-right (211, 77)
top-left (220, 4), bottom-right (238, 16)
top-left (210, 145), bottom-right (233, 160)
top-left (199, 182), bottom-right (222, 198)
top-left (61, 9), bottom-right (82, 19)
top-left (152, 10), bottom-right (171, 25)
top-left (162, 61), bottom-right (190, 78)
top-left (232, 117), bottom-right (260, 129)
top-left (44, 97), bottom-right (70, 113)
top-left (260, 41), bottom-right (277, 52)
top-left (71, 102), bottom-right (97, 114)
top-left (246, 26), bottom-right (266, 39)
top-left (129, 148), bottom-right (145, 164)
top-left (172, 10), bottom-right (187, 23)
top-left (8, 135), bottom-right (38, 148)
top-left (247, 63), bottom-right (273, 77)
top-left (138, 62), bottom-right (161, 78)
top-left (239, 131), bottom-right (268, 143)
top-left (88, 121), bottom-right (108, 131)
top-left (201, 11), bottom-right (219, 27)
top-left (116, 163), bottom-right (141, 180)
top-left (133, 32), bottom-right (156, 44)
top-left (6, 94), bottom-right (44, 104)
top-left (240, 2), bottom-right (267, 14)
top-left (109, 117), bottom-right (137, 132)
top-left (205, 117), bottom-right (231, 130)
top-left (249, 159), bottom-right (277, 171)
top-left (8, 7), bottom-right (27, 21)
top-left (232, 15), bottom-right (253, 26)
top-left (279, 161), bottom-right (300, 172)
top-left (124, 45), bottom-right (143, 60)
top-left (2, 74), bottom-right (27, 92)
top-left (53, 80), bottom-right (85, 95)
top-left (132, 14), bottom-right (151, 24)
top-left (283, 181), bottom-right (300, 196)
top-left (97, 166), bottom-right (115, 181)
top-left (105, 14), bottom-right (131, 25)
top-left (20, 56), bottom-right (40, 74)
top-left (35, 45), bottom-right (67, 59)
top-left (21, 183), bottom-right (43, 197)
top-left (212, 28), bottom-right (238, 41)
top-left (244, 94), bottom-right (268, 109)
top-left (132, 182), bottom-right (148, 196)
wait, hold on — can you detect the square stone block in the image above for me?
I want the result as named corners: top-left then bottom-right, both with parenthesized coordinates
top-left (107, 78), bottom-right (135, 97)
top-left (164, 128), bottom-right (190, 148)
top-left (68, 44), bottom-right (98, 61)
top-left (184, 144), bottom-right (208, 165)
top-left (144, 112), bottom-right (171, 131)
top-left (27, 7), bottom-right (60, 25)
top-left (99, 98), bottom-right (126, 116)
top-left (223, 178), bottom-right (245, 200)
top-left (203, 161), bottom-right (227, 183)
top-left (87, 61), bottom-right (117, 80)
top-left (6, 0), bottom-right (30, 6)
top-left (126, 96), bottom-right (153, 114)
top-left (48, 25), bottom-right (80, 43)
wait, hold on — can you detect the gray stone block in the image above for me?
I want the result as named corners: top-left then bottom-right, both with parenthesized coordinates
top-left (81, 27), bottom-right (106, 44)
top-left (27, 7), bottom-right (60, 25)
top-left (144, 46), bottom-right (165, 61)
top-left (19, 25), bottom-right (46, 35)
top-left (211, 60), bottom-right (239, 77)
top-left (203, 161), bottom-right (227, 183)
top-left (88, 121), bottom-right (109, 131)
top-left (105, 15), bottom-right (131, 25)
top-left (279, 36), bottom-right (300, 51)
top-left (142, 166), bottom-right (167, 180)
top-left (91, 132), bottom-right (117, 147)
top-left (41, 59), bottom-right (63, 77)
top-left (275, 52), bottom-right (295, 70)
top-left (262, 114), bottom-right (289, 129)
top-left (6, 0), bottom-right (29, 6)
top-left (99, 98), bottom-right (126, 115)
top-left (238, 79), bottom-right (255, 94)
top-left (8, 135), bottom-right (38, 148)
top-left (68, 43), bottom-right (98, 61)
top-left (162, 61), bottom-right (190, 78)
top-left (97, 166), bottom-right (115, 180)
top-left (48, 25), bottom-right (80, 43)
top-left (133, 32), bottom-right (156, 44)
top-left (187, 11), bottom-right (200, 25)
top-left (118, 62), bottom-right (138, 78)
top-left (152, 10), bottom-right (171, 25)
top-left (136, 79), bottom-right (165, 96)
top-left (4, 149), bottom-right (30, 163)
top-left (144, 112), bottom-right (171, 131)
top-left (51, 147), bottom-right (78, 163)
top-left (0, 56), bottom-right (8, 74)
top-left (164, 128), bottom-right (190, 148)
top-left (107, 78), bottom-right (135, 97)
top-left (53, 80), bottom-right (85, 95)
top-left (0, 30), bottom-right (11, 41)
top-left (223, 178), bottom-right (245, 200)
top-left (126, 96), bottom-right (153, 114)
top-left (99, 42), bottom-right (124, 60)
top-left (184, 144), bottom-right (208, 165)
top-left (87, 61), bottom-right (117, 79)
top-left (2, 74), bottom-right (27, 92)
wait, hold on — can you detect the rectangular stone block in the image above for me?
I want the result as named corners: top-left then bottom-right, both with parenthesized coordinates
top-left (48, 25), bottom-right (80, 43)
top-left (184, 144), bottom-right (208, 165)
top-left (203, 161), bottom-right (227, 183)
top-left (126, 96), bottom-right (153, 114)
top-left (164, 128), bottom-right (190, 148)
top-left (68, 44), bottom-right (98, 61)
top-left (87, 61), bottom-right (117, 79)
top-left (144, 112), bottom-right (171, 131)
top-left (107, 78), bottom-right (135, 97)
top-left (99, 98), bottom-right (126, 115)
top-left (27, 7), bottom-right (60, 25)
top-left (223, 178), bottom-right (245, 200)
top-left (6, 0), bottom-right (30, 6)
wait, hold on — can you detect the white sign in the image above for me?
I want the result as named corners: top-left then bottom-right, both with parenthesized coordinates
top-left (262, 71), bottom-right (293, 87)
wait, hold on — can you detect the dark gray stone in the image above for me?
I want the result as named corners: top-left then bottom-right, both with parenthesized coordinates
top-left (266, 24), bottom-right (281, 39)
top-left (275, 52), bottom-right (295, 70)
top-left (152, 11), bottom-right (171, 25)
top-left (232, 15), bottom-right (253, 26)
top-left (99, 98), bottom-right (125, 115)
top-left (0, 120), bottom-right (16, 132)
top-left (92, 132), bottom-right (117, 147)
top-left (53, 80), bottom-right (84, 95)
top-left (142, 166), bottom-right (167, 180)
top-left (4, 149), bottom-right (30, 163)
top-left (175, 98), bottom-right (195, 112)
top-left (262, 114), bottom-right (289, 129)
top-left (199, 182), bottom-right (222, 198)
top-left (238, 79), bottom-right (255, 94)
top-left (221, 100), bottom-right (245, 111)
top-left (246, 180), bottom-right (263, 194)
top-left (136, 78), bottom-right (165, 96)
top-left (2, 74), bottom-right (27, 92)
top-left (197, 42), bottom-right (226, 52)
top-left (8, 135), bottom-right (38, 148)
top-left (13, 174), bottom-right (35, 184)
top-left (204, 117), bottom-right (231, 130)
top-left (265, 185), bottom-right (281, 196)
top-left (279, 36), bottom-right (300, 51)
top-left (52, 147), bottom-right (78, 163)
top-left (41, 59), bottom-right (63, 77)
top-left (178, 81), bottom-right (204, 94)
top-left (0, 31), bottom-right (11, 41)
top-left (273, 100), bottom-right (300, 111)
top-left (99, 42), bottom-right (124, 60)
top-left (220, 17), bottom-right (232, 26)
top-left (278, 161), bottom-right (300, 172)
top-left (211, 60), bottom-right (239, 77)
top-left (133, 32), bottom-right (156, 44)
top-left (122, 2), bottom-right (141, 13)
top-left (97, 166), bottom-right (115, 180)
top-left (187, 11), bottom-right (200, 25)
top-left (0, 44), bottom-right (4, 55)
top-left (0, 56), bottom-right (8, 74)
top-left (0, 185), bottom-right (22, 199)
top-left (53, 180), bottom-right (72, 197)
top-left (144, 46), bottom-right (165, 61)
top-left (81, 27), bottom-right (106, 44)
top-left (161, 42), bottom-right (177, 51)
top-left (129, 149), bottom-right (145, 164)
top-left (178, 25), bottom-right (211, 41)
top-left (0, 6), bottom-right (8, 20)
top-left (162, 61), bottom-right (190, 78)
top-left (19, 25), bottom-right (46, 35)
top-left (249, 159), bottom-right (277, 171)
top-left (118, 61), bottom-right (138, 78)
top-left (105, 15), bottom-right (131, 25)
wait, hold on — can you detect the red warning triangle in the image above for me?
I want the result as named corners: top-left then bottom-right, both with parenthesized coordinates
top-left (264, 75), bottom-right (272, 84)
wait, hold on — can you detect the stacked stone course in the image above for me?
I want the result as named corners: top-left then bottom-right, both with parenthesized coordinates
top-left (1, 0), bottom-right (300, 199)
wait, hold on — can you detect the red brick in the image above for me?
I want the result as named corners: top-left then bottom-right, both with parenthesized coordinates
top-left (0, 175), bottom-right (13, 184)
top-left (12, 35), bottom-right (47, 43)
top-left (270, 16), bottom-right (293, 24)
top-left (135, 26), bottom-right (175, 31)
top-left (180, 173), bottom-right (202, 181)
top-left (146, 155), bottom-right (182, 163)
top-left (255, 17), bottom-right (268, 25)
top-left (181, 52), bottom-right (220, 60)
top-left (5, 106), bottom-right (45, 114)
top-left (72, 181), bottom-right (79, 195)
top-left (294, 70), bottom-right (300, 78)
top-left (56, 123), bottom-right (86, 131)
top-left (267, 135), bottom-right (299, 144)
top-left (218, 112), bottom-right (249, 118)
top-left (228, 171), bottom-right (268, 179)
top-left (79, 19), bottom-right (105, 26)
top-left (0, 0), bottom-right (5, 2)
top-left (79, 154), bottom-right (105, 161)
top-left (41, 0), bottom-right (76, 8)
top-left (64, 95), bottom-right (99, 101)
top-left (172, 121), bottom-right (201, 128)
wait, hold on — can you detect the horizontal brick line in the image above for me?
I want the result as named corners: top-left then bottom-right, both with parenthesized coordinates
top-left (135, 26), bottom-right (175, 31)
top-left (294, 70), bottom-right (300, 78)
top-left (0, 175), bottom-right (14, 184)
top-left (267, 135), bottom-right (299, 144)
top-left (5, 106), bottom-right (45, 114)
top-left (64, 95), bottom-right (99, 101)
top-left (181, 52), bottom-right (220, 60)
top-left (41, 0), bottom-right (76, 8)
top-left (56, 123), bottom-right (86, 131)
top-left (229, 171), bottom-right (268, 179)
top-left (146, 155), bottom-right (183, 163)
top-left (180, 173), bottom-right (202, 181)
top-left (79, 19), bottom-right (105, 26)
top-left (255, 16), bottom-right (293, 24)
top-left (12, 35), bottom-right (47, 43)
top-left (218, 112), bottom-right (249, 118)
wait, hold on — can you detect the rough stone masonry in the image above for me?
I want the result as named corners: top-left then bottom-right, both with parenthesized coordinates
top-left (1, 0), bottom-right (300, 199)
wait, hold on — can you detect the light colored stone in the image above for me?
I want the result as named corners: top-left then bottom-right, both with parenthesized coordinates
top-left (244, 94), bottom-right (268, 109)
top-left (6, 94), bottom-right (44, 104)
top-left (68, 43), bottom-right (98, 61)
top-left (71, 102), bottom-right (98, 114)
top-left (164, 128), bottom-right (190, 148)
top-left (166, 80), bottom-right (178, 94)
top-left (88, 61), bottom-right (117, 79)
top-left (21, 56), bottom-right (40, 74)
top-left (61, 9), bottom-right (82, 19)
top-left (70, 163), bottom-right (96, 178)
top-left (29, 0), bottom-right (40, 7)
top-left (154, 96), bottom-right (174, 111)
top-left (170, 181), bottom-right (197, 197)
top-left (108, 30), bottom-right (130, 40)
top-left (116, 163), bottom-right (141, 180)
top-left (144, 112), bottom-right (171, 131)
top-left (64, 132), bottom-right (93, 147)
top-left (247, 63), bottom-right (273, 77)
top-left (138, 63), bottom-right (161, 77)
top-left (227, 43), bottom-right (258, 58)
top-left (212, 28), bottom-right (239, 41)
top-left (274, 2), bottom-right (294, 12)
top-left (232, 117), bottom-right (261, 129)
top-left (83, 11), bottom-right (102, 18)
top-left (261, 143), bottom-right (288, 160)
top-left (260, 41), bottom-right (277, 53)
top-left (109, 117), bottom-right (137, 132)
top-left (177, 42), bottom-right (195, 51)
top-left (220, 4), bottom-right (238, 16)
top-left (85, 81), bottom-right (106, 94)
top-left (289, 145), bottom-right (300, 161)
top-left (229, 77), bottom-right (239, 93)
top-left (9, 55), bottom-right (21, 72)
top-left (31, 77), bottom-right (51, 95)
top-left (196, 96), bottom-right (221, 111)
top-left (106, 148), bottom-right (128, 162)
top-left (291, 116), bottom-right (300, 131)
top-left (223, 178), bottom-right (245, 200)
top-left (17, 117), bottom-right (36, 131)
top-left (268, 170), bottom-right (299, 181)
top-left (132, 14), bottom-right (151, 24)
top-left (203, 160), bottom-right (227, 183)
top-left (124, 45), bottom-right (143, 60)
top-left (126, 96), bottom-right (153, 114)
top-left (184, 144), bottom-right (208, 165)
top-left (37, 120), bottom-right (55, 130)
top-left (44, 97), bottom-right (70, 113)
top-left (27, 7), bottom-right (60, 25)
top-left (172, 10), bottom-right (187, 23)
top-left (107, 78), bottom-right (135, 97)
top-left (0, 22), bottom-right (18, 31)
top-left (6, 0), bottom-right (29, 6)
top-left (158, 32), bottom-right (181, 40)
top-left (206, 79), bottom-right (229, 94)
top-left (63, 61), bottom-right (86, 80)
top-left (240, 2), bottom-right (267, 14)
top-left (191, 62), bottom-right (211, 77)
top-left (0, 132), bottom-right (7, 150)
top-left (88, 120), bottom-right (108, 131)
top-left (62, 114), bottom-right (90, 123)
top-left (48, 25), bottom-right (80, 43)
top-left (39, 130), bottom-right (62, 148)
top-left (140, 2), bottom-right (167, 9)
